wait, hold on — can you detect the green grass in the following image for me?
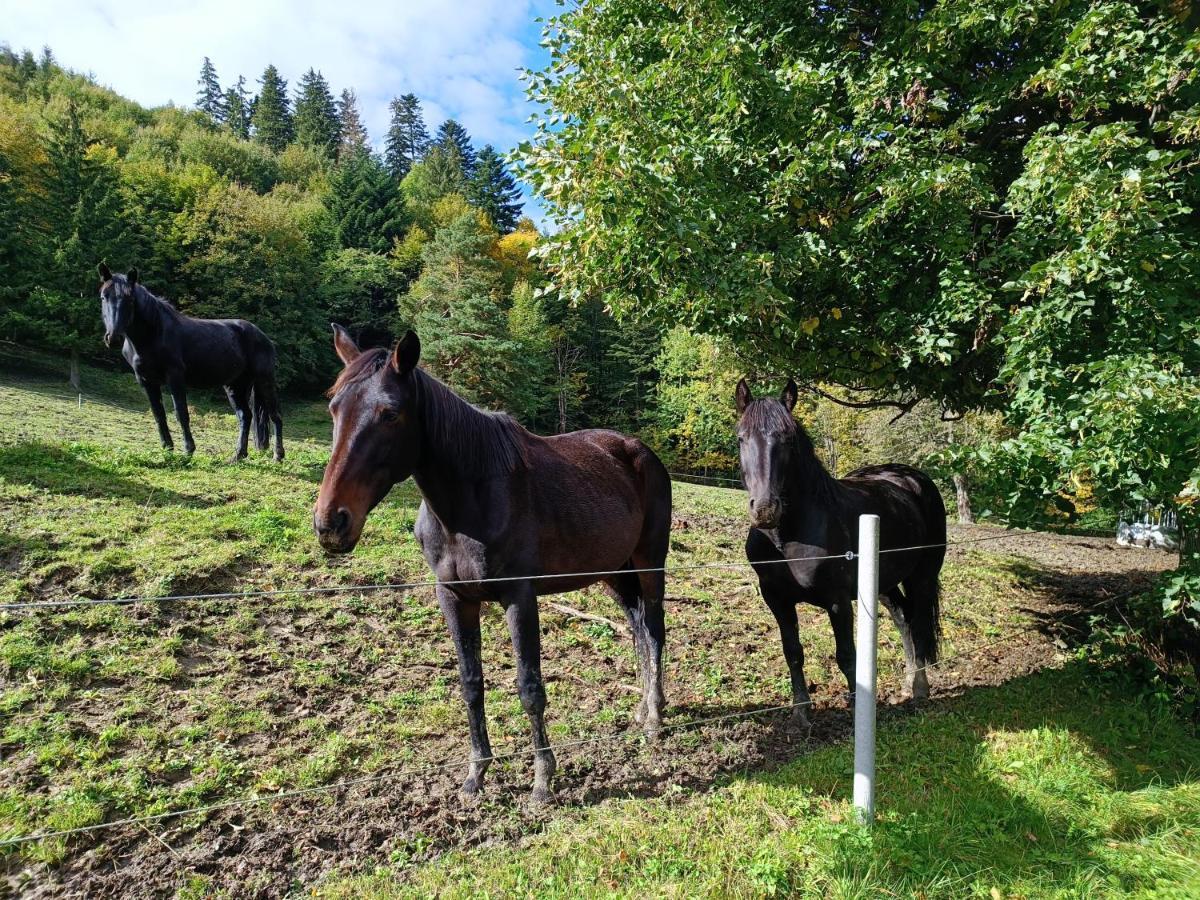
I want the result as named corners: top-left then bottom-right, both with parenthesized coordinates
top-left (2, 349), bottom-right (1197, 897)
top-left (323, 663), bottom-right (1200, 898)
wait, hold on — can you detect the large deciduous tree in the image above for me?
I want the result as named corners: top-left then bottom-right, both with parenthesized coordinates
top-left (522, 0), bottom-right (1200, 521)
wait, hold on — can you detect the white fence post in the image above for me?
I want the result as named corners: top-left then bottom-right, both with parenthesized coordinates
top-left (854, 513), bottom-right (880, 824)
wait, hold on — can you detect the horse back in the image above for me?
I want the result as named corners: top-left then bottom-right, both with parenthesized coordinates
top-left (841, 463), bottom-right (947, 561)
top-left (519, 429), bottom-right (671, 584)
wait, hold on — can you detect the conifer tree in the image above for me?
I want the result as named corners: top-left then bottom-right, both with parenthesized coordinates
top-left (328, 150), bottom-right (409, 253)
top-left (469, 145), bottom-right (522, 233)
top-left (385, 93), bottom-right (430, 179)
top-left (251, 64), bottom-right (293, 151)
top-left (435, 119), bottom-right (476, 177)
top-left (196, 57), bottom-right (224, 121)
top-left (223, 75), bottom-right (252, 139)
top-left (402, 211), bottom-right (516, 408)
top-left (336, 88), bottom-right (369, 161)
top-left (293, 68), bottom-right (340, 157)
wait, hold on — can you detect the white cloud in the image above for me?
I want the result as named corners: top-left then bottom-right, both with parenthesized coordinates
top-left (3, 0), bottom-right (555, 158)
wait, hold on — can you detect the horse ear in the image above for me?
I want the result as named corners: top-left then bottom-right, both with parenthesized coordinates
top-left (128, 267), bottom-right (139, 286)
top-left (735, 378), bottom-right (753, 414)
top-left (781, 378), bottom-right (798, 412)
top-left (331, 323), bottom-right (361, 365)
top-left (97, 263), bottom-right (112, 282)
top-left (392, 330), bottom-right (421, 375)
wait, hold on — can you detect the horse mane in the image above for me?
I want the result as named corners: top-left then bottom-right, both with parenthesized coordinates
top-left (742, 398), bottom-right (838, 499)
top-left (129, 279), bottom-right (180, 321)
top-left (327, 348), bottom-right (526, 475)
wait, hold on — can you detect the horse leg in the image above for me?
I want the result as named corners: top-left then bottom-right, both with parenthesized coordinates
top-left (881, 586), bottom-right (923, 699)
top-left (762, 587), bottom-right (812, 732)
top-left (226, 383), bottom-right (252, 462)
top-left (167, 378), bottom-right (196, 455)
top-left (632, 564), bottom-right (667, 735)
top-left (141, 380), bottom-right (173, 450)
top-left (438, 587), bottom-right (492, 797)
top-left (254, 375), bottom-right (285, 461)
top-left (828, 597), bottom-right (856, 700)
top-left (899, 569), bottom-right (942, 700)
top-left (503, 586), bottom-right (556, 804)
top-left (602, 572), bottom-right (651, 728)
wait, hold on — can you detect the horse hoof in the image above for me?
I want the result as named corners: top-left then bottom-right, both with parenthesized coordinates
top-left (529, 786), bottom-right (555, 807)
top-left (460, 776), bottom-right (483, 800)
top-left (786, 713), bottom-right (812, 737)
top-left (274, 451), bottom-right (285, 462)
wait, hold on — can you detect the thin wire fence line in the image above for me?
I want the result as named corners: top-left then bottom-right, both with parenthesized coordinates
top-left (0, 578), bottom-right (1150, 849)
top-left (0, 697), bottom-right (817, 849)
top-left (0, 578), bottom-right (1142, 854)
top-left (0, 530), bottom-right (1035, 613)
top-left (0, 552), bottom-right (854, 612)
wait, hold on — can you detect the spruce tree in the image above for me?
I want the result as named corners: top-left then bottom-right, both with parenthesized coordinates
top-left (384, 93), bottom-right (430, 179)
top-left (435, 119), bottom-right (476, 177)
top-left (293, 68), bottom-right (340, 157)
top-left (328, 150), bottom-right (409, 253)
top-left (336, 88), bottom-right (369, 161)
top-left (251, 64), bottom-right (293, 152)
top-left (223, 75), bottom-right (252, 139)
top-left (469, 145), bottom-right (522, 233)
top-left (402, 211), bottom-right (516, 409)
top-left (196, 57), bottom-right (224, 121)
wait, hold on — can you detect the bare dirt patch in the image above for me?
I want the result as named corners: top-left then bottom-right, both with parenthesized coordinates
top-left (4, 524), bottom-right (1177, 899)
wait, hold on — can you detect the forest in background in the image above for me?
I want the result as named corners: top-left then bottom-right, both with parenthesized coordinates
top-left (0, 43), bottom-right (1051, 520)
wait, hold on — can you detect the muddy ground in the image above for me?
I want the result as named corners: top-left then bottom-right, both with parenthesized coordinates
top-left (5, 525), bottom-right (1176, 899)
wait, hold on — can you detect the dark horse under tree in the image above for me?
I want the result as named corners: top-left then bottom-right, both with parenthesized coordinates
top-left (736, 379), bottom-right (946, 730)
top-left (314, 326), bottom-right (672, 803)
top-left (98, 264), bottom-right (284, 461)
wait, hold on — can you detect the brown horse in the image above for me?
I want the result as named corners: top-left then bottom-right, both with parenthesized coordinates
top-left (313, 326), bottom-right (672, 803)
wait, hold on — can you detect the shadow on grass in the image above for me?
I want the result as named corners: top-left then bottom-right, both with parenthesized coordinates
top-left (0, 441), bottom-right (208, 508)
top-left (770, 659), bottom-right (1200, 895)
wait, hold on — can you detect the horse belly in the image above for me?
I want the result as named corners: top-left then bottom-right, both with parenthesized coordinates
top-left (531, 498), bottom-right (642, 594)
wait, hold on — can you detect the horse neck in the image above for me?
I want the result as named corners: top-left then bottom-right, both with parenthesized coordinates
top-left (126, 286), bottom-right (177, 350)
top-left (784, 433), bottom-right (843, 513)
top-left (123, 286), bottom-right (167, 349)
top-left (409, 370), bottom-right (523, 524)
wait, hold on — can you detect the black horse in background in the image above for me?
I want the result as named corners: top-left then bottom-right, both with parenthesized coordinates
top-left (736, 378), bottom-right (946, 731)
top-left (98, 264), bottom-right (284, 461)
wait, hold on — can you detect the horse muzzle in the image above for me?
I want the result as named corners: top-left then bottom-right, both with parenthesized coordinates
top-left (313, 505), bottom-right (358, 554)
top-left (749, 497), bottom-right (782, 529)
top-left (103, 332), bottom-right (118, 349)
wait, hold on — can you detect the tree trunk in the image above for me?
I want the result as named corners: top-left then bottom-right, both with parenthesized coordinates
top-left (953, 472), bottom-right (974, 524)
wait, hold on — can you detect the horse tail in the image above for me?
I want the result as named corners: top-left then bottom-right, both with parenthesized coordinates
top-left (249, 333), bottom-right (281, 453)
top-left (899, 471), bottom-right (947, 664)
top-left (251, 384), bottom-right (270, 451)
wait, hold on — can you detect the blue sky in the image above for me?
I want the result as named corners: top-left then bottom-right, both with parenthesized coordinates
top-left (4, 0), bottom-right (559, 224)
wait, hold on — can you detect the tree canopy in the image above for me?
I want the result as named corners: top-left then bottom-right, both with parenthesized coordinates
top-left (522, 0), bottom-right (1200, 519)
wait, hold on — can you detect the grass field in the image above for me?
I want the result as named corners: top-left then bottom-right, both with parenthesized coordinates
top-left (1, 348), bottom-right (1197, 898)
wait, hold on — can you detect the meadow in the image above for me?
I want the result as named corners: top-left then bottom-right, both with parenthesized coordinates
top-left (1, 348), bottom-right (1196, 898)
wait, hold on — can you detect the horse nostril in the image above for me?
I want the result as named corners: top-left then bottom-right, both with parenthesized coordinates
top-left (334, 507), bottom-right (350, 534)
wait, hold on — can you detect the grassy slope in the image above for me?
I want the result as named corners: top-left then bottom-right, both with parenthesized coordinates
top-left (1, 350), bottom-right (1198, 897)
top-left (331, 663), bottom-right (1200, 899)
